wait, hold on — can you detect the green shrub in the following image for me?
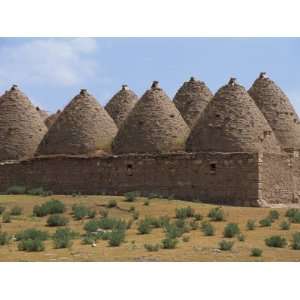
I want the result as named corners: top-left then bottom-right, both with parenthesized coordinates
top-left (265, 235), bottom-right (287, 248)
top-left (201, 221), bottom-right (215, 236)
top-left (268, 210), bottom-right (280, 221)
top-left (182, 235), bottom-right (190, 242)
top-left (144, 200), bottom-right (150, 206)
top-left (158, 216), bottom-right (170, 227)
top-left (246, 219), bottom-right (256, 230)
top-left (251, 248), bottom-right (262, 257)
top-left (84, 219), bottom-right (99, 233)
top-left (27, 187), bottom-right (45, 196)
top-left (15, 228), bottom-right (49, 241)
top-left (237, 234), bottom-right (245, 242)
top-left (164, 223), bottom-right (184, 239)
top-left (72, 204), bottom-right (88, 220)
top-left (87, 209), bottom-right (96, 219)
top-left (108, 229), bottom-right (125, 247)
top-left (7, 185), bottom-right (26, 195)
top-left (124, 191), bottom-right (140, 202)
top-left (10, 206), bottom-right (22, 216)
top-left (259, 217), bottom-right (272, 227)
top-left (2, 212), bottom-right (11, 223)
top-left (288, 211), bottom-right (300, 223)
top-left (82, 235), bottom-right (97, 245)
top-left (99, 208), bottom-right (108, 218)
top-left (280, 220), bottom-right (290, 230)
top-left (0, 206), bottom-right (6, 215)
top-left (208, 207), bottom-right (225, 221)
top-left (52, 228), bottom-right (75, 249)
top-left (291, 232), bottom-right (300, 250)
top-left (161, 238), bottom-right (178, 249)
top-left (223, 223), bottom-right (240, 238)
top-left (194, 213), bottom-right (202, 221)
top-left (219, 240), bottom-right (234, 251)
top-left (133, 211), bottom-right (139, 220)
top-left (47, 214), bottom-right (68, 227)
top-left (98, 217), bottom-right (127, 231)
top-left (144, 243), bottom-right (160, 252)
top-left (33, 199), bottom-right (65, 217)
top-left (0, 232), bottom-right (11, 245)
top-left (175, 206), bottom-right (194, 219)
top-left (107, 199), bottom-right (117, 208)
top-left (18, 239), bottom-right (45, 252)
top-left (285, 208), bottom-right (299, 218)
top-left (137, 219), bottom-right (152, 234)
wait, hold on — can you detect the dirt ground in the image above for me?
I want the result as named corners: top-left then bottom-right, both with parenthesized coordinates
top-left (0, 194), bottom-right (299, 262)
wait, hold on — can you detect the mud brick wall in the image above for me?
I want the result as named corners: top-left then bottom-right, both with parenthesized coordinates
top-left (0, 152), bottom-right (261, 206)
top-left (258, 153), bottom-right (298, 205)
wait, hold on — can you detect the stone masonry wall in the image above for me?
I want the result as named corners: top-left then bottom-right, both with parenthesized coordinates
top-left (0, 152), bottom-right (261, 206)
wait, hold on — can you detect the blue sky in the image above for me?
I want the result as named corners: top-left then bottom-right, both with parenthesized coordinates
top-left (0, 37), bottom-right (300, 113)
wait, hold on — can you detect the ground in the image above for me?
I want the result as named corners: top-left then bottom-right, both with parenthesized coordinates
top-left (0, 194), bottom-right (299, 262)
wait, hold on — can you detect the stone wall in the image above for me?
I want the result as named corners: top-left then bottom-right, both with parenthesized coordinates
top-left (0, 152), bottom-right (261, 206)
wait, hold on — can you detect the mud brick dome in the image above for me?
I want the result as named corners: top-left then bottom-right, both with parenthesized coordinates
top-left (173, 77), bottom-right (213, 128)
top-left (105, 85), bottom-right (138, 128)
top-left (36, 89), bottom-right (118, 155)
top-left (45, 110), bottom-right (61, 128)
top-left (112, 81), bottom-right (190, 154)
top-left (248, 73), bottom-right (300, 151)
top-left (0, 85), bottom-right (48, 161)
top-left (186, 78), bottom-right (281, 153)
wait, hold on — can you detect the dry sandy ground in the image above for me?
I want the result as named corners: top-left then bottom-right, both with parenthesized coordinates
top-left (0, 194), bottom-right (299, 262)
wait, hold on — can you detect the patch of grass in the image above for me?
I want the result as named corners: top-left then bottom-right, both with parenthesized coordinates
top-left (99, 208), bottom-right (108, 218)
top-left (108, 229), bottom-right (125, 247)
top-left (0, 232), bottom-right (11, 245)
top-left (98, 217), bottom-right (127, 231)
top-left (280, 220), bottom-right (290, 230)
top-left (259, 217), bottom-right (272, 227)
top-left (129, 205), bottom-right (135, 212)
top-left (133, 211), bottom-right (139, 220)
top-left (47, 214), bottom-right (68, 227)
top-left (219, 240), bottom-right (234, 251)
top-left (246, 219), bottom-right (256, 230)
top-left (251, 248), bottom-right (262, 257)
top-left (190, 219), bottom-right (198, 230)
top-left (82, 235), bottom-right (97, 245)
top-left (144, 243), bottom-right (160, 252)
top-left (268, 210), bottom-right (280, 221)
top-left (6, 185), bottom-right (26, 195)
top-left (201, 221), bottom-right (215, 236)
top-left (72, 204), bottom-right (88, 220)
top-left (10, 206), bottom-right (22, 216)
top-left (52, 228), bottom-right (76, 249)
top-left (161, 238), bottom-right (178, 249)
top-left (208, 207), bottom-right (225, 221)
top-left (33, 199), bottom-right (66, 217)
top-left (291, 232), bottom-right (300, 250)
top-left (2, 212), bottom-right (11, 223)
top-left (175, 206), bottom-right (195, 219)
top-left (18, 239), bottom-right (45, 252)
top-left (87, 209), bottom-right (96, 219)
top-left (223, 223), bottom-right (240, 238)
top-left (144, 200), bottom-right (150, 206)
top-left (164, 223), bottom-right (184, 239)
top-left (107, 199), bottom-right (117, 208)
top-left (265, 235), bottom-right (287, 248)
top-left (124, 191), bottom-right (140, 202)
top-left (194, 213), bottom-right (202, 221)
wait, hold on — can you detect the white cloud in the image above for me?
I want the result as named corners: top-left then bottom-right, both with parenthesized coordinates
top-left (0, 38), bottom-right (98, 87)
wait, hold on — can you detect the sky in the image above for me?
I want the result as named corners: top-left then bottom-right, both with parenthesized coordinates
top-left (0, 37), bottom-right (300, 114)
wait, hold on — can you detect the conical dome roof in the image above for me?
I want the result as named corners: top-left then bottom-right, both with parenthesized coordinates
top-left (36, 89), bottom-right (118, 156)
top-left (248, 72), bottom-right (300, 150)
top-left (112, 81), bottom-right (190, 154)
top-left (36, 106), bottom-right (48, 121)
top-left (105, 85), bottom-right (138, 128)
top-left (173, 77), bottom-right (213, 128)
top-left (0, 85), bottom-right (47, 161)
top-left (186, 78), bottom-right (281, 153)
top-left (45, 110), bottom-right (61, 128)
